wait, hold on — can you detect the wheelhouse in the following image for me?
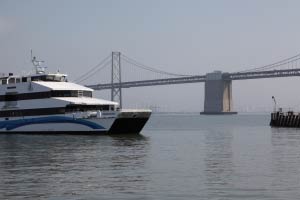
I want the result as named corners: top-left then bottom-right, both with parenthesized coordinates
top-left (0, 73), bottom-right (68, 85)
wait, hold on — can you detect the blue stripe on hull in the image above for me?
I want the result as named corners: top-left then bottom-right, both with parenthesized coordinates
top-left (0, 116), bottom-right (105, 130)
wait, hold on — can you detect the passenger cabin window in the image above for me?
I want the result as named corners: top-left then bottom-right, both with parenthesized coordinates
top-left (109, 105), bottom-right (114, 111)
top-left (51, 90), bottom-right (92, 98)
top-left (31, 76), bottom-right (41, 81)
top-left (31, 75), bottom-right (67, 82)
top-left (83, 91), bottom-right (92, 98)
top-left (6, 77), bottom-right (22, 84)
top-left (3, 92), bottom-right (18, 108)
top-left (78, 90), bottom-right (83, 97)
top-left (1, 79), bottom-right (7, 85)
top-left (8, 78), bottom-right (15, 84)
top-left (22, 77), bottom-right (27, 82)
top-left (4, 93), bottom-right (18, 101)
top-left (65, 104), bottom-right (110, 112)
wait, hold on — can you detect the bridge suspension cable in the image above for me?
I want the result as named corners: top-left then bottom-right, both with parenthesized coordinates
top-left (121, 54), bottom-right (193, 77)
top-left (238, 53), bottom-right (300, 73)
top-left (74, 54), bottom-right (111, 83)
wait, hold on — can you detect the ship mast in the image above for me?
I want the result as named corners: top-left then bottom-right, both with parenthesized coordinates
top-left (31, 50), bottom-right (45, 74)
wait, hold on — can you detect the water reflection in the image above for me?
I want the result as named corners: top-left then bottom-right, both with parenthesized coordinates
top-left (271, 128), bottom-right (300, 197)
top-left (0, 134), bottom-right (150, 199)
top-left (204, 129), bottom-right (234, 197)
top-left (271, 128), bottom-right (300, 145)
top-left (103, 134), bottom-right (150, 192)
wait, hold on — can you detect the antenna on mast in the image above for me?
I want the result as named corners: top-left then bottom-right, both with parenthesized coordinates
top-left (31, 49), bottom-right (33, 62)
top-left (30, 50), bottom-right (46, 74)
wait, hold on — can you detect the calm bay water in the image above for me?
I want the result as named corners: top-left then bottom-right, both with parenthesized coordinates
top-left (1, 114), bottom-right (300, 199)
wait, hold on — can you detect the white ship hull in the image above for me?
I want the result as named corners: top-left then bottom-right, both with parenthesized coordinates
top-left (0, 110), bottom-right (151, 134)
top-left (0, 116), bottom-right (113, 133)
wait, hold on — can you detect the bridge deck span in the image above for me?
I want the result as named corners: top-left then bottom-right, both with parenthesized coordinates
top-left (228, 69), bottom-right (300, 80)
top-left (87, 75), bottom-right (206, 90)
top-left (87, 68), bottom-right (300, 90)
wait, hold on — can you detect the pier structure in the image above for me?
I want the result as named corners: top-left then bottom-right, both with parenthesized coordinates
top-left (270, 111), bottom-right (300, 127)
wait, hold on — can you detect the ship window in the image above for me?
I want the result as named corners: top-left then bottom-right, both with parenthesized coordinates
top-left (22, 77), bottom-right (27, 82)
top-left (36, 75), bottom-right (67, 82)
top-left (83, 91), bottom-right (92, 98)
top-left (4, 93), bottom-right (18, 101)
top-left (51, 90), bottom-right (73, 97)
top-left (1, 79), bottom-right (7, 85)
top-left (3, 93), bottom-right (18, 108)
top-left (45, 75), bottom-right (54, 81)
top-left (0, 107), bottom-right (66, 117)
top-left (72, 91), bottom-right (78, 97)
top-left (0, 90), bottom-right (93, 101)
top-left (8, 78), bottom-right (15, 84)
top-left (0, 105), bottom-right (115, 118)
top-left (50, 90), bottom-right (92, 98)
top-left (16, 78), bottom-right (20, 83)
top-left (31, 76), bottom-right (42, 81)
top-left (54, 76), bottom-right (62, 81)
top-left (65, 105), bottom-right (110, 112)
top-left (109, 105), bottom-right (115, 111)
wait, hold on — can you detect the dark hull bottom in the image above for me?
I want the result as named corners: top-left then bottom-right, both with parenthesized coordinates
top-left (108, 117), bottom-right (150, 134)
top-left (0, 117), bottom-right (150, 135)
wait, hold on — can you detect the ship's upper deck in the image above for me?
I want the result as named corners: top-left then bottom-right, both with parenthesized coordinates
top-left (0, 73), bottom-right (68, 86)
top-left (0, 55), bottom-right (119, 112)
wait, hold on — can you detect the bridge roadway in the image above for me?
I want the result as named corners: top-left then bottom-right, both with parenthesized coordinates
top-left (87, 68), bottom-right (300, 90)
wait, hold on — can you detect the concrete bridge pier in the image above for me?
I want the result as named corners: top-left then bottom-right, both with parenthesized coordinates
top-left (200, 71), bottom-right (237, 115)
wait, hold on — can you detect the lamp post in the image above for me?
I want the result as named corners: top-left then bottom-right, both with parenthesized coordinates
top-left (272, 96), bottom-right (277, 112)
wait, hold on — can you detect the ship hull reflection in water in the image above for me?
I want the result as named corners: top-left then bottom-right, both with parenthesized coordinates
top-left (0, 134), bottom-right (150, 198)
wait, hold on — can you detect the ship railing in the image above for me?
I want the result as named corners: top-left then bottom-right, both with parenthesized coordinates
top-left (71, 110), bottom-right (117, 119)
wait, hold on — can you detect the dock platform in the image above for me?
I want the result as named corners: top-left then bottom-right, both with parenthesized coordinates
top-left (270, 111), bottom-right (300, 127)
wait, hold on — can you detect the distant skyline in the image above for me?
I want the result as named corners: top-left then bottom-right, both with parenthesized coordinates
top-left (1, 0), bottom-right (300, 112)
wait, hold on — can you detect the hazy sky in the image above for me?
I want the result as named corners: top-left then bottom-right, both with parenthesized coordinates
top-left (1, 0), bottom-right (300, 112)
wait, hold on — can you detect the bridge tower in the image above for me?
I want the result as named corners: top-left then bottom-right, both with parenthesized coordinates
top-left (201, 71), bottom-right (237, 115)
top-left (111, 52), bottom-right (122, 108)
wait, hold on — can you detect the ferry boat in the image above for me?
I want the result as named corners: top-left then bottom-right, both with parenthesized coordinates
top-left (0, 56), bottom-right (151, 134)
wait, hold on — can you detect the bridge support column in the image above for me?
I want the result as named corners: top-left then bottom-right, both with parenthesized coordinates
top-left (111, 52), bottom-right (122, 108)
top-left (200, 71), bottom-right (237, 115)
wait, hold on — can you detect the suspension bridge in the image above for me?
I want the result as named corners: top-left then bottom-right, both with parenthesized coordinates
top-left (75, 52), bottom-right (300, 114)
